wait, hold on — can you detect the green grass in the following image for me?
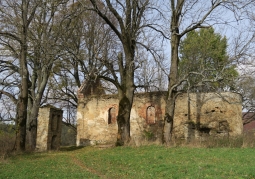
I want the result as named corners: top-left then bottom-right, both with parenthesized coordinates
top-left (1, 145), bottom-right (255, 179)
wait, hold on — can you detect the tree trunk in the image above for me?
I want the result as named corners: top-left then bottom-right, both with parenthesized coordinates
top-left (27, 67), bottom-right (52, 150)
top-left (15, 0), bottom-right (31, 151)
top-left (16, 40), bottom-right (29, 151)
top-left (163, 0), bottom-right (184, 145)
top-left (16, 95), bottom-right (28, 151)
top-left (16, 0), bottom-right (40, 151)
top-left (163, 32), bottom-right (180, 145)
top-left (26, 62), bottom-right (37, 150)
top-left (116, 49), bottom-right (135, 146)
top-left (27, 105), bottom-right (38, 150)
top-left (27, 90), bottom-right (33, 150)
top-left (116, 93), bottom-right (133, 146)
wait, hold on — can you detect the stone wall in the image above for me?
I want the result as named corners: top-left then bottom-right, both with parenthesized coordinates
top-left (76, 92), bottom-right (242, 146)
top-left (173, 92), bottom-right (243, 141)
top-left (36, 105), bottom-right (63, 151)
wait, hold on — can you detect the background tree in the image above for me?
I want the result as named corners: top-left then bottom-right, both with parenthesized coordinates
top-left (229, 13), bottom-right (255, 119)
top-left (233, 37), bottom-right (255, 116)
top-left (178, 28), bottom-right (238, 92)
top-left (135, 55), bottom-right (168, 92)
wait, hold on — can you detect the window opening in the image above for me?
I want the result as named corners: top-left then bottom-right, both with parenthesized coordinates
top-left (108, 107), bottom-right (116, 124)
top-left (146, 106), bottom-right (156, 124)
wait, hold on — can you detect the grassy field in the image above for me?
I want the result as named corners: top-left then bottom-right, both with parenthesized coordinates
top-left (1, 145), bottom-right (255, 179)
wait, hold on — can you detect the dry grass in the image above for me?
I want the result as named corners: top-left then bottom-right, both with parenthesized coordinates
top-left (130, 131), bottom-right (255, 148)
top-left (242, 131), bottom-right (255, 147)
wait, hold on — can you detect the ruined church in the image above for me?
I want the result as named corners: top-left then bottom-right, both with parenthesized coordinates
top-left (76, 80), bottom-right (243, 146)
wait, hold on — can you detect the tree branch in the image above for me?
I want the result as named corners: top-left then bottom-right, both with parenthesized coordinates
top-left (0, 90), bottom-right (18, 104)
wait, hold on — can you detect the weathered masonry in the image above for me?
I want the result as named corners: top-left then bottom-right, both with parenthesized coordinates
top-left (76, 92), bottom-right (242, 146)
top-left (36, 105), bottom-right (63, 151)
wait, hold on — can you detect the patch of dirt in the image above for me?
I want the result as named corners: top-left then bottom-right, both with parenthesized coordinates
top-left (94, 144), bottom-right (114, 149)
top-left (71, 154), bottom-right (107, 178)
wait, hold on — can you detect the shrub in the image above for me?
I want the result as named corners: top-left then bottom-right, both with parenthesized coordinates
top-left (0, 123), bottom-right (16, 159)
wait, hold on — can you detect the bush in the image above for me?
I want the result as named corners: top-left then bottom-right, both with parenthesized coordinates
top-left (0, 123), bottom-right (16, 159)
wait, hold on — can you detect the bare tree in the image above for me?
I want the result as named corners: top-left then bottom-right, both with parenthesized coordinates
top-left (26, 0), bottom-right (70, 150)
top-left (233, 39), bottom-right (255, 114)
top-left (135, 54), bottom-right (168, 92)
top-left (0, 0), bottom-right (39, 151)
top-left (45, 1), bottom-right (115, 132)
top-left (164, 0), bottom-right (255, 144)
top-left (0, 0), bottom-right (71, 150)
top-left (78, 0), bottom-right (163, 145)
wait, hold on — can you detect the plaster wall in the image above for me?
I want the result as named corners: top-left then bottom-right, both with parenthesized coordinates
top-left (77, 92), bottom-right (242, 146)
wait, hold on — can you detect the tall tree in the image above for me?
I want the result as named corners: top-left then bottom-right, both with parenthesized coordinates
top-left (0, 0), bottom-right (39, 151)
top-left (26, 0), bottom-right (70, 150)
top-left (178, 28), bottom-right (238, 92)
top-left (164, 0), bottom-right (254, 144)
top-left (0, 0), bottom-right (70, 150)
top-left (46, 1), bottom-right (114, 129)
top-left (80, 0), bottom-right (159, 145)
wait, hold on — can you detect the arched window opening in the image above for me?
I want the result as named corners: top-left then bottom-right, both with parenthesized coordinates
top-left (146, 106), bottom-right (156, 124)
top-left (108, 107), bottom-right (116, 124)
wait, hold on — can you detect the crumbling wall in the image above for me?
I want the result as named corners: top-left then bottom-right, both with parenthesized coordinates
top-left (36, 105), bottom-right (63, 151)
top-left (173, 92), bottom-right (243, 141)
top-left (76, 96), bottom-right (119, 146)
top-left (76, 92), bottom-right (166, 146)
top-left (76, 92), bottom-right (242, 146)
top-left (129, 92), bottom-right (165, 145)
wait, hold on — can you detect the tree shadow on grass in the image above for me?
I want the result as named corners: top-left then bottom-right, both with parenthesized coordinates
top-left (60, 146), bottom-right (85, 152)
